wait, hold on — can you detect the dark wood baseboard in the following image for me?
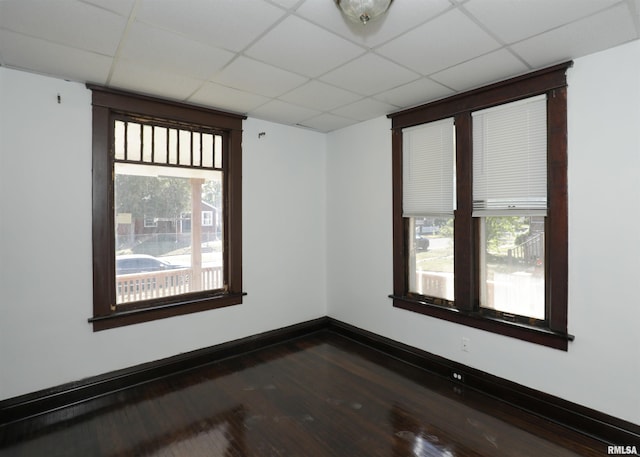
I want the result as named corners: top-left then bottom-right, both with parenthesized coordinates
top-left (0, 317), bottom-right (329, 426)
top-left (2, 316), bottom-right (639, 447)
top-left (325, 318), bottom-right (640, 447)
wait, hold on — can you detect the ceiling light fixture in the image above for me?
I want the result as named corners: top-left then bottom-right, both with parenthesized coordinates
top-left (335, 0), bottom-right (393, 25)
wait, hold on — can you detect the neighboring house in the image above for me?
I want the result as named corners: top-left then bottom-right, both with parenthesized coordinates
top-left (116, 201), bottom-right (220, 251)
top-left (179, 201), bottom-right (221, 239)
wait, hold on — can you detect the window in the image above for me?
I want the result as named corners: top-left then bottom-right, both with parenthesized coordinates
top-left (143, 215), bottom-right (158, 228)
top-left (89, 87), bottom-right (245, 331)
top-left (473, 96), bottom-right (547, 321)
top-left (389, 63), bottom-right (573, 350)
top-left (403, 119), bottom-right (455, 304)
top-left (202, 211), bottom-right (214, 227)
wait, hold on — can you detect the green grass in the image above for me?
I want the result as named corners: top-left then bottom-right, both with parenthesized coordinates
top-left (415, 249), bottom-right (454, 273)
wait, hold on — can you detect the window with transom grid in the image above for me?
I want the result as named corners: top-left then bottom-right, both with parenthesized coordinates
top-left (89, 87), bottom-right (245, 331)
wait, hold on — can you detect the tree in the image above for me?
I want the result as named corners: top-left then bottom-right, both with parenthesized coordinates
top-left (484, 216), bottom-right (523, 251)
top-left (115, 174), bottom-right (191, 221)
top-left (201, 177), bottom-right (222, 207)
top-left (437, 216), bottom-right (527, 251)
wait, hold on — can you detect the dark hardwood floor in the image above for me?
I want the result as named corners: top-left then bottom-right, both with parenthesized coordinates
top-left (0, 331), bottom-right (607, 456)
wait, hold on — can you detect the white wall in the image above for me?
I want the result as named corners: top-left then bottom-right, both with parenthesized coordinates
top-left (2, 40), bottom-right (639, 426)
top-left (326, 40), bottom-right (640, 425)
top-left (0, 68), bottom-right (327, 400)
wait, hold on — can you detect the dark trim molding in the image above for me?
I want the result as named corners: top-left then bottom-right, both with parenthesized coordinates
top-left (0, 317), bottom-right (329, 426)
top-left (89, 86), bottom-right (245, 331)
top-left (88, 293), bottom-right (248, 331)
top-left (388, 62), bottom-right (572, 349)
top-left (391, 295), bottom-right (573, 350)
top-left (326, 318), bottom-right (640, 447)
top-left (387, 62), bottom-right (573, 129)
top-left (87, 84), bottom-right (247, 129)
top-left (2, 317), bottom-right (638, 447)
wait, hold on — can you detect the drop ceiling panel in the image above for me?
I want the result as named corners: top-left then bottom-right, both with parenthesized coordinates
top-left (245, 16), bottom-right (365, 77)
top-left (376, 9), bottom-right (502, 76)
top-left (135, 0), bottom-right (286, 52)
top-left (279, 80), bottom-right (362, 111)
top-left (430, 49), bottom-right (529, 92)
top-left (464, 0), bottom-right (621, 44)
top-left (110, 59), bottom-right (205, 100)
top-left (210, 56), bottom-right (308, 98)
top-left (301, 113), bottom-right (359, 132)
top-left (1, 0), bottom-right (638, 131)
top-left (0, 0), bottom-right (126, 56)
top-left (320, 53), bottom-right (419, 96)
top-left (189, 83), bottom-right (270, 115)
top-left (250, 99), bottom-right (321, 126)
top-left (119, 22), bottom-right (235, 80)
top-left (332, 98), bottom-right (399, 122)
top-left (80, 0), bottom-right (135, 17)
top-left (0, 29), bottom-right (112, 84)
top-left (270, 0), bottom-right (302, 8)
top-left (373, 78), bottom-right (454, 108)
top-left (295, 0), bottom-right (452, 48)
top-left (511, 3), bottom-right (637, 68)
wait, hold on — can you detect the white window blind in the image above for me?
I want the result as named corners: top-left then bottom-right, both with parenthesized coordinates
top-left (403, 118), bottom-right (455, 217)
top-left (472, 95), bottom-right (547, 216)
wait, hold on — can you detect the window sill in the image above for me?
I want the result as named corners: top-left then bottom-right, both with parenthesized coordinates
top-left (389, 295), bottom-right (574, 351)
top-left (89, 292), bottom-right (246, 331)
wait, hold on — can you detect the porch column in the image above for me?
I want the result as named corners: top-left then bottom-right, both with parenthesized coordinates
top-left (191, 178), bottom-right (204, 291)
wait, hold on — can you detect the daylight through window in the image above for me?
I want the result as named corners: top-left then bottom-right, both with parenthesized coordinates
top-left (113, 119), bottom-right (224, 304)
top-left (389, 63), bottom-right (572, 350)
top-left (90, 87), bottom-right (245, 331)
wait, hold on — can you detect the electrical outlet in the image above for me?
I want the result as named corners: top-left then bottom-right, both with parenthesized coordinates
top-left (451, 371), bottom-right (465, 383)
top-left (462, 337), bottom-right (470, 352)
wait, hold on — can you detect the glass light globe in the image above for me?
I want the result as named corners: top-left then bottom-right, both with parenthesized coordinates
top-left (336, 0), bottom-right (393, 24)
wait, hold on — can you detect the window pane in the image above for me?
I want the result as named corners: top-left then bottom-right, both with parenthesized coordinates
top-left (480, 216), bottom-right (545, 319)
top-left (202, 133), bottom-right (214, 168)
top-left (472, 95), bottom-right (547, 215)
top-left (402, 118), bottom-right (455, 217)
top-left (179, 130), bottom-right (191, 166)
top-left (168, 129), bottom-right (178, 164)
top-left (126, 122), bottom-right (141, 161)
top-left (153, 126), bottom-right (168, 164)
top-left (193, 133), bottom-right (201, 166)
top-left (114, 120), bottom-right (125, 160)
top-left (142, 125), bottom-right (153, 162)
top-left (408, 216), bottom-right (454, 301)
top-left (114, 163), bottom-right (224, 305)
top-left (214, 135), bottom-right (223, 169)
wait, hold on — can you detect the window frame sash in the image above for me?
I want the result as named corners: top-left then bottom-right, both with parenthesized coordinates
top-left (89, 86), bottom-right (246, 331)
top-left (471, 94), bottom-right (548, 215)
top-left (402, 117), bottom-right (456, 217)
top-left (388, 63), bottom-right (573, 350)
top-left (476, 214), bottom-right (548, 325)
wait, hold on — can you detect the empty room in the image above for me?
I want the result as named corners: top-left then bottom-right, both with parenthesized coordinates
top-left (1, 0), bottom-right (639, 455)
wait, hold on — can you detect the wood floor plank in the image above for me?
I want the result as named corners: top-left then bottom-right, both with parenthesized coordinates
top-left (0, 332), bottom-right (608, 456)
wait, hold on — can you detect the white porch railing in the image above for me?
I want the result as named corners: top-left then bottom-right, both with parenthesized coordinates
top-left (116, 266), bottom-right (223, 304)
top-left (414, 271), bottom-right (454, 301)
top-left (413, 271), bottom-right (543, 319)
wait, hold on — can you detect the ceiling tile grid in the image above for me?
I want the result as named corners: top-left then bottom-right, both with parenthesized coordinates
top-left (244, 15), bottom-right (366, 78)
top-left (1, 0), bottom-right (638, 132)
top-left (375, 8), bottom-right (503, 76)
top-left (320, 52), bottom-right (421, 96)
top-left (0, 0), bottom-right (128, 56)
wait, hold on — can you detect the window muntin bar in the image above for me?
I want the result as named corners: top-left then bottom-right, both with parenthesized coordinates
top-left (114, 117), bottom-right (223, 171)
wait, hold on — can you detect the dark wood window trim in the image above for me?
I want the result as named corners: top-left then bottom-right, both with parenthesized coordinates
top-left (388, 63), bottom-right (573, 350)
top-left (88, 86), bottom-right (246, 331)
